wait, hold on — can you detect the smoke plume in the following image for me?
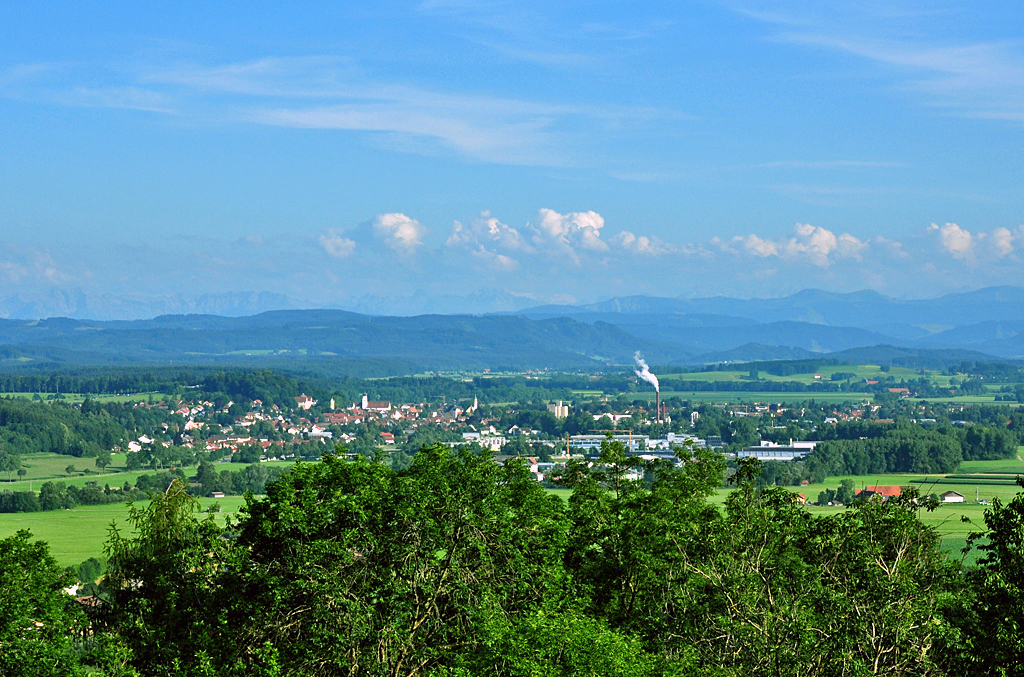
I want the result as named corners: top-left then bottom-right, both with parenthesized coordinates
top-left (633, 351), bottom-right (659, 392)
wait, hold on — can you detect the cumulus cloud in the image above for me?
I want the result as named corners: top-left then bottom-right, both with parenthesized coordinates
top-left (611, 231), bottom-right (676, 256)
top-left (446, 211), bottom-right (530, 252)
top-left (723, 224), bottom-right (867, 267)
top-left (373, 213), bottom-right (427, 254)
top-left (529, 208), bottom-right (608, 264)
top-left (990, 227), bottom-right (1017, 258)
top-left (836, 232), bottom-right (868, 260)
top-left (930, 222), bottom-right (973, 259)
top-left (318, 231), bottom-right (356, 259)
top-left (784, 223), bottom-right (839, 266)
top-left (736, 234), bottom-right (778, 258)
top-left (444, 211), bottom-right (530, 272)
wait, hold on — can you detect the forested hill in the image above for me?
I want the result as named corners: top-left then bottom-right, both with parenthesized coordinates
top-left (0, 312), bottom-right (686, 369)
top-left (0, 309), bottom-right (1012, 373)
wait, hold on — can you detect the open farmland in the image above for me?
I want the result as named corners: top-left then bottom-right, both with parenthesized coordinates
top-left (715, 457), bottom-right (1024, 563)
top-left (641, 391), bottom-right (870, 405)
top-left (1, 451), bottom-right (198, 492)
top-left (0, 496), bottom-right (248, 567)
top-left (663, 364), bottom-right (928, 386)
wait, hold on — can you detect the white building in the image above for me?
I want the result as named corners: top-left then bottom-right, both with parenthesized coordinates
top-left (740, 440), bottom-right (818, 462)
top-left (547, 400), bottom-right (571, 419)
top-left (940, 491), bottom-right (965, 503)
top-left (569, 434), bottom-right (648, 453)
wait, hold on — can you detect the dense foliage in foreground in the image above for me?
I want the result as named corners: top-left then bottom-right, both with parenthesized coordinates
top-left (3, 443), bottom-right (1024, 676)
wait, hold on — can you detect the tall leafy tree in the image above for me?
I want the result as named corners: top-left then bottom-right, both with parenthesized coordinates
top-left (102, 480), bottom-right (227, 676)
top-left (946, 477), bottom-right (1024, 675)
top-left (221, 445), bottom-right (569, 676)
top-left (0, 531), bottom-right (88, 677)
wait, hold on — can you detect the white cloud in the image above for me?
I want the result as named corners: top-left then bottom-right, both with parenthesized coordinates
top-left (445, 211), bottom-right (528, 272)
top-left (612, 231), bottom-right (676, 256)
top-left (925, 223), bottom-right (1024, 260)
top-left (784, 223), bottom-right (839, 266)
top-left (318, 232), bottom-right (356, 259)
top-left (735, 233), bottom-right (778, 258)
top-left (446, 211), bottom-right (530, 252)
top-left (373, 213), bottom-right (427, 254)
top-left (990, 226), bottom-right (1016, 257)
top-left (2, 56), bottom-right (664, 167)
top-left (725, 224), bottom-right (867, 267)
top-left (742, 6), bottom-right (1024, 122)
top-left (931, 222), bottom-right (973, 259)
top-left (529, 208), bottom-right (608, 263)
top-left (837, 232), bottom-right (868, 260)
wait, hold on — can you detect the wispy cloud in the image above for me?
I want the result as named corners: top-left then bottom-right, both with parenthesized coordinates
top-left (738, 3), bottom-right (1024, 121)
top-left (2, 56), bottom-right (663, 166)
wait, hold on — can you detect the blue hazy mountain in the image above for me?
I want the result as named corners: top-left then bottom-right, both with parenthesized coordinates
top-left (515, 286), bottom-right (1024, 361)
top-left (518, 286), bottom-right (1024, 329)
top-left (0, 312), bottom-right (691, 370)
top-left (2, 286), bottom-right (1023, 369)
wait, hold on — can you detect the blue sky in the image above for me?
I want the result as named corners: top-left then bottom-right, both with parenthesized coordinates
top-left (2, 1), bottom-right (1023, 315)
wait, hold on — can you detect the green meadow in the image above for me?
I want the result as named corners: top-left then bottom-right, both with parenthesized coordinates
top-left (0, 496), bottom-right (248, 567)
top-left (727, 456), bottom-right (1024, 563)
top-left (660, 364), bottom-right (926, 386)
top-left (645, 391), bottom-right (869, 404)
top-left (0, 452), bottom-right (197, 492)
top-left (1, 452), bottom-right (299, 493)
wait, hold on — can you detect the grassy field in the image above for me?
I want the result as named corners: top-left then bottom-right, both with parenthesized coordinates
top-left (724, 457), bottom-right (1024, 562)
top-left (663, 365), bottom-right (926, 386)
top-left (960, 458), bottom-right (1024, 474)
top-left (0, 496), bottom-right (248, 567)
top-left (645, 391), bottom-right (871, 404)
top-left (1, 452), bottom-right (202, 492)
top-left (1, 453), bottom-right (302, 493)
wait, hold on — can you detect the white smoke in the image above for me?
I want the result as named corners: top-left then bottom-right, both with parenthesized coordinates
top-left (633, 351), bottom-right (659, 393)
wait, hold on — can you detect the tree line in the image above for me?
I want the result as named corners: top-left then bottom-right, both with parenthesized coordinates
top-left (757, 420), bottom-right (1019, 487)
top-left (0, 463), bottom-right (281, 514)
top-left (3, 442), bottom-right (1023, 676)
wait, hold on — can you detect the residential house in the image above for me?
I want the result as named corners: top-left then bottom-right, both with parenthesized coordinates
top-left (856, 485), bottom-right (902, 501)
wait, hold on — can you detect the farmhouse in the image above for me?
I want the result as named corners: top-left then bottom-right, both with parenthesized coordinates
top-left (856, 485), bottom-right (902, 501)
top-left (940, 490), bottom-right (965, 503)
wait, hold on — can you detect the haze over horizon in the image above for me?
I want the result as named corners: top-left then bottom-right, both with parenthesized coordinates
top-left (3, 1), bottom-right (1024, 315)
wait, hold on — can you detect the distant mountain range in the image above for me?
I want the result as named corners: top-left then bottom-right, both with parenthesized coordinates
top-left (513, 286), bottom-right (1024, 362)
top-left (0, 290), bottom-right (298, 321)
top-left (0, 288), bottom-right (540, 321)
top-left (1, 286), bottom-right (1023, 371)
top-left (0, 312), bottom-right (683, 370)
